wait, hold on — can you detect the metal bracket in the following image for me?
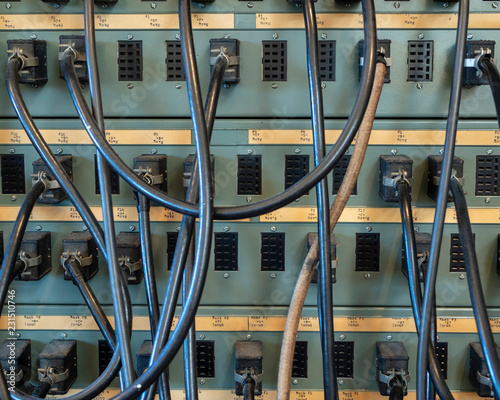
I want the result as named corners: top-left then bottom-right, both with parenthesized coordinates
top-left (58, 45), bottom-right (86, 62)
top-left (7, 47), bottom-right (40, 70)
top-left (119, 256), bottom-right (142, 275)
top-left (37, 367), bottom-right (69, 385)
top-left (464, 48), bottom-right (496, 79)
top-left (433, 172), bottom-right (464, 187)
top-left (477, 371), bottom-right (494, 397)
top-left (360, 56), bottom-right (393, 67)
top-left (3, 369), bottom-right (23, 383)
top-left (210, 54), bottom-right (240, 67)
top-left (61, 250), bottom-right (93, 269)
top-left (378, 369), bottom-right (410, 395)
top-left (18, 251), bottom-right (43, 271)
top-left (31, 171), bottom-right (61, 191)
top-left (234, 369), bottom-right (263, 385)
top-left (134, 167), bottom-right (163, 186)
top-left (382, 170), bottom-right (414, 189)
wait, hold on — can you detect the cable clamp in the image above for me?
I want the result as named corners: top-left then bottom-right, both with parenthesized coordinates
top-left (3, 368), bottom-right (23, 383)
top-left (360, 56), bottom-right (393, 67)
top-left (234, 369), bottom-right (263, 385)
top-left (18, 251), bottom-right (43, 273)
top-left (7, 47), bottom-right (40, 70)
top-left (433, 174), bottom-right (464, 187)
top-left (60, 250), bottom-right (93, 269)
top-left (119, 256), bottom-right (142, 275)
top-left (58, 45), bottom-right (85, 62)
top-left (416, 250), bottom-right (429, 280)
top-left (464, 48), bottom-right (496, 78)
top-left (32, 171), bottom-right (60, 191)
top-left (378, 369), bottom-right (410, 395)
top-left (134, 167), bottom-right (163, 186)
top-left (477, 371), bottom-right (494, 397)
top-left (37, 367), bottom-right (69, 385)
top-left (383, 170), bottom-right (413, 189)
top-left (210, 54), bottom-right (239, 67)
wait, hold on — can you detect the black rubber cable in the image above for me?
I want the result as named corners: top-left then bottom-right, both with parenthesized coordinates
top-left (416, 0), bottom-right (469, 397)
top-left (397, 180), bottom-right (455, 400)
top-left (76, 0), bottom-right (376, 221)
top-left (141, 48), bottom-right (228, 400)
top-left (82, 0), bottom-right (137, 385)
top-left (450, 177), bottom-right (500, 398)
top-left (302, 0), bottom-right (336, 397)
top-left (32, 380), bottom-right (51, 399)
top-left (479, 57), bottom-right (500, 127)
top-left (243, 379), bottom-right (256, 400)
top-left (137, 193), bottom-right (171, 400)
top-left (389, 385), bottom-right (404, 400)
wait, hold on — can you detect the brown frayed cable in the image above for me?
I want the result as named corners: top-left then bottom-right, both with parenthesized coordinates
top-left (276, 61), bottom-right (387, 400)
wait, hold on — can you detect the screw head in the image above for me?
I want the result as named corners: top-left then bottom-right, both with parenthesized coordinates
top-left (416, 83), bottom-right (423, 90)
top-left (487, 149), bottom-right (493, 155)
top-left (443, 2), bottom-right (450, 7)
top-left (176, 226), bottom-right (181, 232)
top-left (414, 226), bottom-right (420, 232)
top-left (321, 83), bottom-right (326, 89)
top-left (439, 148), bottom-right (445, 155)
top-left (386, 335), bottom-right (393, 340)
top-left (485, 197), bottom-right (491, 203)
top-left (339, 334), bottom-right (346, 340)
top-left (223, 273), bottom-right (230, 279)
top-left (129, 225), bottom-right (136, 232)
top-left (35, 225), bottom-right (42, 231)
top-left (175, 33), bottom-right (181, 40)
top-left (223, 33), bottom-right (230, 39)
top-left (271, 226), bottom-right (277, 232)
top-left (294, 148), bottom-right (301, 154)
top-left (247, 1), bottom-right (254, 7)
top-left (459, 274), bottom-right (466, 280)
top-left (467, 33), bottom-right (474, 40)
top-left (127, 34), bottom-right (134, 40)
top-left (223, 226), bottom-right (230, 232)
top-left (493, 1), bottom-right (498, 8)
top-left (271, 83), bottom-right (278, 89)
top-left (321, 33), bottom-right (327, 40)
top-left (10, 196), bottom-right (16, 202)
top-left (101, 3), bottom-right (108, 8)
top-left (436, 335), bottom-right (440, 341)
top-left (199, 379), bottom-right (206, 385)
top-left (246, 196), bottom-right (252, 203)
top-left (224, 83), bottom-right (231, 89)
top-left (15, 332), bottom-right (21, 338)
top-left (365, 226), bottom-right (372, 232)
top-left (150, 148), bottom-right (158, 155)
top-left (127, 83), bottom-right (134, 89)
top-left (338, 379), bottom-right (344, 386)
top-left (247, 148), bottom-right (254, 155)
top-left (418, 33), bottom-right (425, 40)
top-left (30, 34), bottom-right (37, 40)
top-left (56, 148), bottom-right (63, 154)
top-left (292, 379), bottom-right (298, 385)
top-left (8, 148), bottom-right (15, 154)
top-left (394, 1), bottom-right (400, 8)
top-left (246, 334), bottom-right (252, 340)
top-left (199, 334), bottom-right (206, 340)
top-left (150, 2), bottom-right (157, 8)
top-left (175, 83), bottom-right (182, 89)
top-left (270, 273), bottom-right (277, 279)
top-left (390, 148), bottom-right (397, 155)
top-left (5, 3), bottom-right (12, 8)
top-left (52, 3), bottom-right (60, 8)
top-left (365, 273), bottom-right (371, 280)
top-left (82, 226), bottom-right (88, 231)
top-left (272, 33), bottom-right (279, 40)
top-left (61, 333), bottom-right (68, 339)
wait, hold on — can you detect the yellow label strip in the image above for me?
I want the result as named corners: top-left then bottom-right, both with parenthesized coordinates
top-left (248, 129), bottom-right (500, 146)
top-left (0, 129), bottom-right (191, 145)
top-left (0, 14), bottom-right (234, 30)
top-left (256, 13), bottom-right (500, 29)
top-left (2, 315), bottom-right (499, 334)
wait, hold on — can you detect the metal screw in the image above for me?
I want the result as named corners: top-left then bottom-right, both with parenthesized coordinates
top-left (344, 1), bottom-right (350, 7)
top-left (365, 273), bottom-right (371, 280)
top-left (246, 196), bottom-right (252, 203)
top-left (339, 334), bottom-right (346, 341)
top-left (414, 226), bottom-right (420, 232)
top-left (416, 83), bottom-right (423, 90)
top-left (15, 332), bottom-right (21, 338)
top-left (61, 333), bottom-right (68, 339)
top-left (485, 197), bottom-right (491, 203)
top-left (82, 226), bottom-right (88, 231)
top-left (101, 3), bottom-right (108, 8)
top-left (459, 274), bottom-right (466, 280)
top-left (321, 83), bottom-right (326, 89)
top-left (386, 335), bottom-right (393, 340)
top-left (223, 33), bottom-right (230, 39)
top-left (247, 148), bottom-right (254, 155)
top-left (176, 226), bottom-right (181, 232)
top-left (175, 83), bottom-right (182, 89)
top-left (80, 84), bottom-right (86, 90)
top-left (127, 34), bottom-right (134, 40)
top-left (246, 334), bottom-right (252, 340)
top-left (35, 225), bottom-right (42, 231)
top-left (129, 225), bottom-right (136, 232)
top-left (467, 33), bottom-right (474, 40)
top-left (493, 1), bottom-right (498, 8)
top-left (394, 1), bottom-right (400, 8)
top-left (443, 2), bottom-right (450, 8)
top-left (150, 2), bottom-right (157, 8)
top-left (365, 226), bottom-right (372, 232)
top-left (418, 33), bottom-right (425, 40)
top-left (390, 148), bottom-right (397, 155)
top-left (199, 2), bottom-right (206, 7)
top-left (223, 226), bottom-right (230, 232)
top-left (53, 3), bottom-right (60, 8)
top-left (199, 334), bottom-right (206, 340)
top-left (30, 34), bottom-right (37, 40)
top-left (199, 379), bottom-right (206, 385)
top-left (56, 148), bottom-right (63, 154)
top-left (175, 33), bottom-right (181, 40)
top-left (247, 2), bottom-right (254, 7)
top-left (223, 273), bottom-right (230, 279)
top-left (294, 148), bottom-right (301, 154)
top-left (321, 33), bottom-right (327, 40)
top-left (271, 83), bottom-right (278, 89)
top-left (296, 334), bottom-right (299, 340)
top-left (338, 380), bottom-right (344, 386)
top-left (10, 196), bottom-right (16, 202)
top-left (436, 335), bottom-right (440, 342)
top-left (271, 226), bottom-right (277, 232)
top-left (272, 33), bottom-right (279, 40)
top-left (150, 148), bottom-right (158, 155)
top-left (5, 3), bottom-right (11, 8)
top-left (439, 148), bottom-right (444, 155)
top-left (224, 83), bottom-right (231, 89)
top-left (8, 148), bottom-right (15, 154)
top-left (487, 149), bottom-right (493, 155)
top-left (270, 273), bottom-right (277, 279)
top-left (292, 379), bottom-right (298, 385)
top-left (127, 83), bottom-right (134, 89)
